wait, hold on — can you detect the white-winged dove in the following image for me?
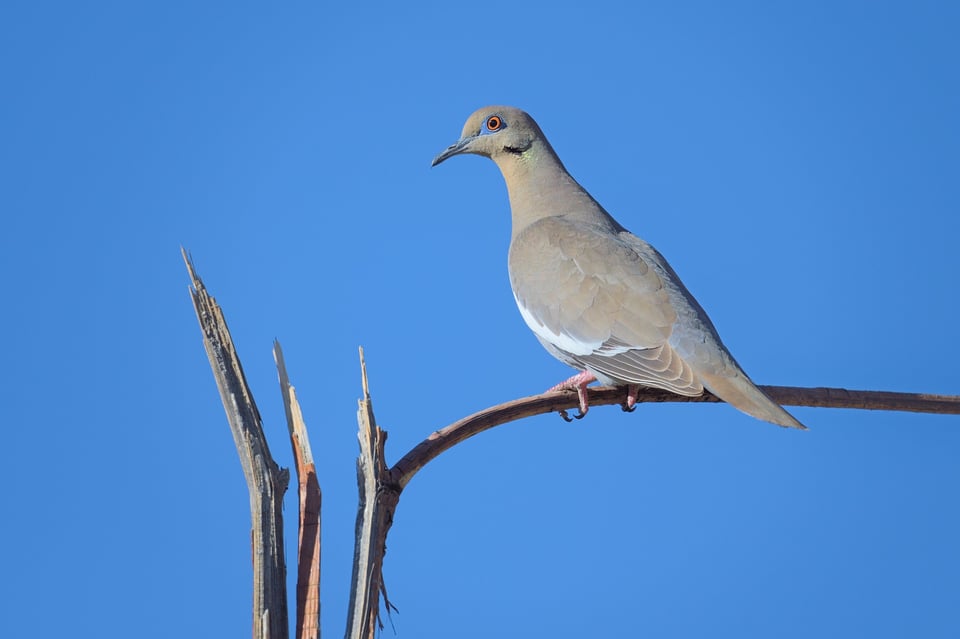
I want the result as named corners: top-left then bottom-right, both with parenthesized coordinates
top-left (433, 106), bottom-right (804, 429)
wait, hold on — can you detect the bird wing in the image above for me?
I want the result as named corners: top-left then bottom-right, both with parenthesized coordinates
top-left (508, 216), bottom-right (703, 395)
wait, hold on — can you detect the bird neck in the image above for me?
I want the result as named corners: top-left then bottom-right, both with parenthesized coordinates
top-left (497, 141), bottom-right (618, 240)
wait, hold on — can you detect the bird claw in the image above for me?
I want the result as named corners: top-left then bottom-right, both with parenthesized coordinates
top-left (620, 384), bottom-right (641, 413)
top-left (558, 407), bottom-right (586, 422)
top-left (550, 371), bottom-right (595, 422)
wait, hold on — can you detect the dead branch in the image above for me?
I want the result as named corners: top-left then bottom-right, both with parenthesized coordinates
top-left (344, 348), bottom-right (400, 639)
top-left (184, 249), bottom-right (290, 639)
top-left (184, 246), bottom-right (959, 639)
top-left (275, 342), bottom-right (322, 639)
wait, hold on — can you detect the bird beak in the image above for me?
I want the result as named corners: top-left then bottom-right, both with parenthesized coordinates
top-left (431, 136), bottom-right (476, 166)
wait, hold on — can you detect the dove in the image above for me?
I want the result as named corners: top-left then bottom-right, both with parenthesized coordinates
top-left (432, 106), bottom-right (804, 429)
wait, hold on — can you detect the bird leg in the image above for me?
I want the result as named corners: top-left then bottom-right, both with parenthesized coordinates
top-left (622, 384), bottom-right (641, 412)
top-left (548, 371), bottom-right (596, 421)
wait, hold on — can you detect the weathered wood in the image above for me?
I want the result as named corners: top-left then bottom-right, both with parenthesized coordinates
top-left (344, 349), bottom-right (399, 639)
top-left (184, 249), bottom-right (289, 639)
top-left (275, 342), bottom-right (322, 639)
top-left (183, 241), bottom-right (960, 638)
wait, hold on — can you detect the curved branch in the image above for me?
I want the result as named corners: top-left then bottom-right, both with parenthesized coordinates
top-left (390, 385), bottom-right (960, 489)
top-left (353, 357), bottom-right (959, 633)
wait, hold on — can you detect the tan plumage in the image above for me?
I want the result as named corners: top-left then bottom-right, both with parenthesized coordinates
top-left (433, 106), bottom-right (805, 429)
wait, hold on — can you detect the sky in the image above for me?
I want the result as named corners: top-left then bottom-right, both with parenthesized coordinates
top-left (2, 1), bottom-right (958, 637)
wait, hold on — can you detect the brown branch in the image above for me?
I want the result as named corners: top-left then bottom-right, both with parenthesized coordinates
top-left (390, 384), bottom-right (960, 489)
top-left (183, 249), bottom-right (290, 639)
top-left (761, 385), bottom-right (960, 414)
top-left (346, 351), bottom-right (959, 633)
top-left (275, 342), bottom-right (322, 639)
top-left (344, 348), bottom-right (399, 639)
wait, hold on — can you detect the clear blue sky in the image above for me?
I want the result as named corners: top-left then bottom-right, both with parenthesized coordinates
top-left (2, 2), bottom-right (958, 637)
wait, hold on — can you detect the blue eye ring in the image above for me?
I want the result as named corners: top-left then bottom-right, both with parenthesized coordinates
top-left (482, 114), bottom-right (505, 134)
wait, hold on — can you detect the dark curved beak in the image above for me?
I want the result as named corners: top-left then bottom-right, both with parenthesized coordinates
top-left (431, 136), bottom-right (476, 167)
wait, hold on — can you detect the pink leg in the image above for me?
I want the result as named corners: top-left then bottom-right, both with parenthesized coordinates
top-left (548, 371), bottom-right (596, 421)
top-left (623, 384), bottom-right (641, 412)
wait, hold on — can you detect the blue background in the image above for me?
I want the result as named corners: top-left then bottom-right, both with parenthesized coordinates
top-left (2, 2), bottom-right (958, 637)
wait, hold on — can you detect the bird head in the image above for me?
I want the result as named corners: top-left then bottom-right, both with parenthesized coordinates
top-left (432, 106), bottom-right (542, 166)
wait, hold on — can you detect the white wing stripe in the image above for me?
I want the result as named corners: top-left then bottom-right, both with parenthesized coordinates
top-left (514, 294), bottom-right (601, 356)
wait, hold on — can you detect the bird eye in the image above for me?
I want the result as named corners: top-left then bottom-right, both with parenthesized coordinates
top-left (485, 115), bottom-right (503, 132)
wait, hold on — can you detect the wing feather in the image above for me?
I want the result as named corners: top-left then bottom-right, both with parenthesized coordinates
top-left (509, 216), bottom-right (703, 394)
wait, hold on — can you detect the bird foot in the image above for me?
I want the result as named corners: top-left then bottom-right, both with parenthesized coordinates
top-left (621, 384), bottom-right (641, 412)
top-left (548, 371), bottom-right (596, 421)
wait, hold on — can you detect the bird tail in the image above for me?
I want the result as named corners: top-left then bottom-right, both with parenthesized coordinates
top-left (698, 370), bottom-right (806, 429)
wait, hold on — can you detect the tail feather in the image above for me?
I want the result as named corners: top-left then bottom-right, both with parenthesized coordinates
top-left (698, 370), bottom-right (806, 429)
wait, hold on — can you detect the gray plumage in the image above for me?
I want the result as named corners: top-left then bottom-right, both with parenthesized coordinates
top-left (433, 106), bottom-right (804, 429)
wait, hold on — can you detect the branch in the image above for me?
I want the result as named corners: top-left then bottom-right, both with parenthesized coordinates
top-left (762, 385), bottom-right (960, 414)
top-left (344, 348), bottom-right (399, 639)
top-left (183, 249), bottom-right (290, 639)
top-left (390, 384), bottom-right (960, 489)
top-left (275, 342), bottom-right (322, 639)
top-left (348, 352), bottom-right (958, 632)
